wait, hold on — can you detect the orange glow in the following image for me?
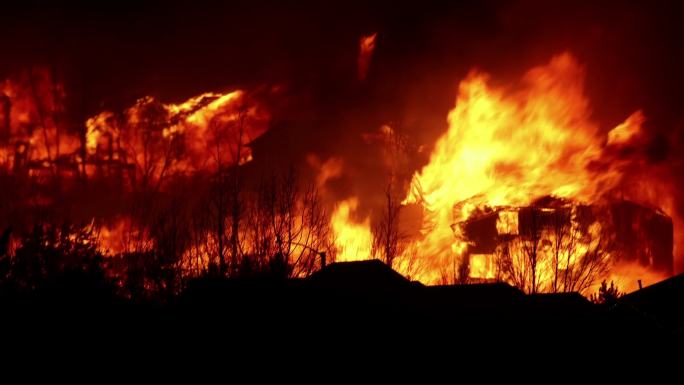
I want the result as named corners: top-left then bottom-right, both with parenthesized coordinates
top-left (307, 154), bottom-right (344, 188)
top-left (2, 69), bottom-right (268, 186)
top-left (358, 33), bottom-right (377, 81)
top-left (0, 55), bottom-right (676, 297)
top-left (331, 198), bottom-right (372, 262)
top-left (469, 254), bottom-right (495, 280)
top-left (395, 53), bottom-right (674, 292)
top-left (607, 110), bottom-right (645, 146)
top-left (88, 89), bottom-right (269, 185)
top-left (97, 217), bottom-right (154, 255)
top-left (599, 261), bottom-right (668, 294)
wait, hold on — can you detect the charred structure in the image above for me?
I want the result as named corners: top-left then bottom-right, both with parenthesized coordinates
top-left (459, 197), bottom-right (673, 284)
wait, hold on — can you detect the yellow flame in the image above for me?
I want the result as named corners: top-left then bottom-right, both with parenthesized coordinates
top-left (331, 198), bottom-right (372, 262)
top-left (395, 53), bottom-right (665, 289)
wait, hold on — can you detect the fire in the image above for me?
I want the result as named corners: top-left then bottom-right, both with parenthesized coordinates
top-left (0, 54), bottom-right (676, 297)
top-left (307, 154), bottom-right (344, 188)
top-left (602, 261), bottom-right (668, 294)
top-left (358, 33), bottom-right (377, 81)
top-left (1, 68), bottom-right (80, 172)
top-left (1, 66), bottom-right (268, 187)
top-left (405, 54), bottom-right (610, 209)
top-left (97, 217), bottom-right (153, 256)
top-left (395, 53), bottom-right (674, 292)
top-left (331, 198), bottom-right (372, 262)
top-left (85, 89), bottom-right (268, 185)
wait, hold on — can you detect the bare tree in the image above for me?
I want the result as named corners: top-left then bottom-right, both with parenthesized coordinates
top-left (494, 207), bottom-right (544, 293)
top-left (185, 196), bottom-right (215, 276)
top-left (117, 98), bottom-right (180, 191)
top-left (371, 125), bottom-right (412, 269)
top-left (371, 180), bottom-right (402, 268)
top-left (27, 68), bottom-right (54, 176)
top-left (204, 102), bottom-right (251, 277)
top-left (228, 106), bottom-right (248, 277)
top-left (561, 223), bottom-right (612, 294)
top-left (495, 205), bottom-right (613, 295)
top-left (244, 169), bottom-right (332, 278)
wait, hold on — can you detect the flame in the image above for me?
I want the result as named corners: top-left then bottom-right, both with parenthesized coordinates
top-left (469, 254), bottom-right (496, 279)
top-left (607, 110), bottom-right (645, 146)
top-left (396, 53), bottom-right (673, 291)
top-left (97, 217), bottom-right (154, 255)
top-left (404, 54), bottom-right (610, 209)
top-left (1, 67), bottom-right (268, 186)
top-left (358, 33), bottom-right (377, 81)
top-left (0, 56), bottom-right (676, 297)
top-left (307, 154), bottom-right (344, 188)
top-left (86, 89), bottom-right (268, 185)
top-left (331, 198), bottom-right (372, 262)
top-left (0, 67), bottom-right (80, 170)
top-left (599, 261), bottom-right (668, 294)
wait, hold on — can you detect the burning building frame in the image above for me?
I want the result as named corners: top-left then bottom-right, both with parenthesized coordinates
top-left (457, 196), bottom-right (673, 293)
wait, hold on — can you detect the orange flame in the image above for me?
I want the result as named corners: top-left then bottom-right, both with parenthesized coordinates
top-left (85, 89), bottom-right (268, 185)
top-left (391, 53), bottom-right (674, 291)
top-left (358, 33), bottom-right (377, 81)
top-left (331, 198), bottom-right (372, 262)
top-left (1, 67), bottom-right (268, 186)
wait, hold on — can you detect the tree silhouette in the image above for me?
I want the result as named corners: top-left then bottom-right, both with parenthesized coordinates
top-left (371, 180), bottom-right (402, 269)
top-left (495, 204), bottom-right (612, 295)
top-left (244, 169), bottom-right (332, 279)
top-left (4, 223), bottom-right (113, 295)
top-left (590, 279), bottom-right (623, 305)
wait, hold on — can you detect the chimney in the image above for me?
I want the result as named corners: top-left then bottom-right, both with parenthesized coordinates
top-left (638, 279), bottom-right (643, 290)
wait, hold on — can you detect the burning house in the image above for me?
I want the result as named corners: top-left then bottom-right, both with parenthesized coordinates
top-left (458, 196), bottom-right (673, 286)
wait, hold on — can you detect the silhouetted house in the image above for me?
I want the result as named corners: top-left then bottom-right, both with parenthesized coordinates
top-left (621, 273), bottom-right (684, 334)
top-left (304, 260), bottom-right (635, 340)
top-left (308, 259), bottom-right (418, 291)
